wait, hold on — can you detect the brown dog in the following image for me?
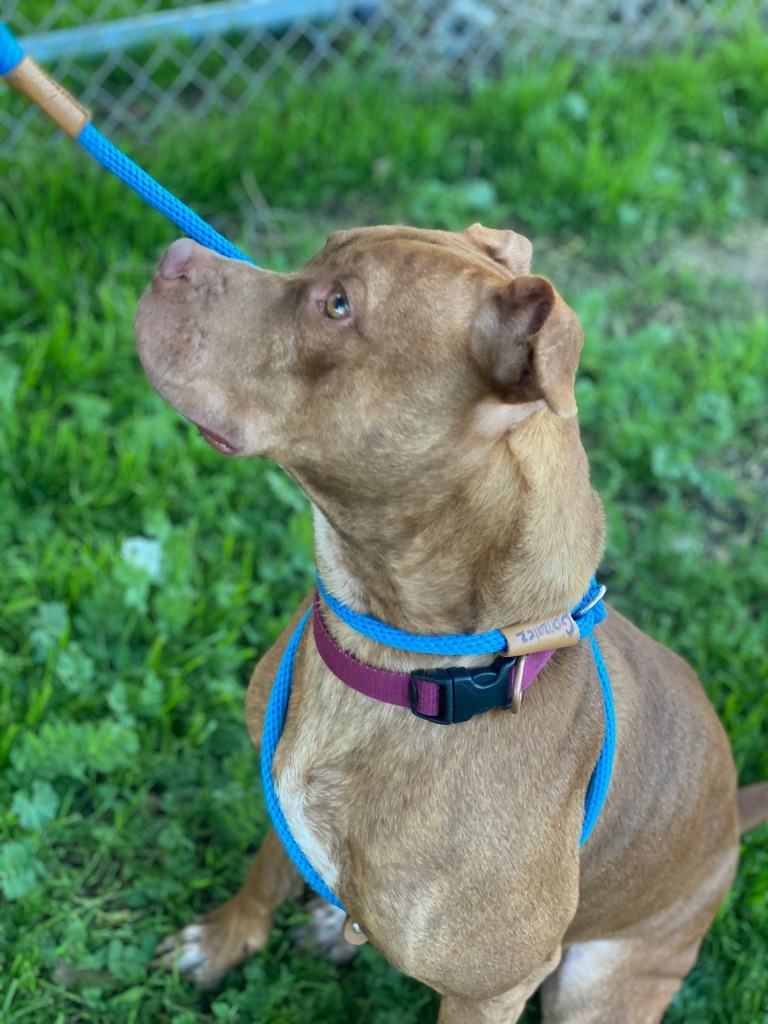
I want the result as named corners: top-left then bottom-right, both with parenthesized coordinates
top-left (135, 225), bottom-right (767, 1023)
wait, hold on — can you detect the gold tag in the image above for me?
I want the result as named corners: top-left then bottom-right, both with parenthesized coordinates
top-left (343, 917), bottom-right (368, 946)
top-left (500, 612), bottom-right (580, 656)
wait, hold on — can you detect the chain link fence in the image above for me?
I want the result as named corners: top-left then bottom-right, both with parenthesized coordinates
top-left (1, 0), bottom-right (765, 146)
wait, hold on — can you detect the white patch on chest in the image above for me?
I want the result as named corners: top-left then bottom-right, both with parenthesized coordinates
top-left (275, 755), bottom-right (340, 892)
top-left (555, 938), bottom-right (627, 991)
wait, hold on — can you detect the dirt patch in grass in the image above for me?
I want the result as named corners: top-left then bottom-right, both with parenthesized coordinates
top-left (676, 223), bottom-right (768, 314)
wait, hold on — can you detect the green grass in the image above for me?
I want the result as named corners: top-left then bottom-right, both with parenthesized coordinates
top-left (1, 27), bottom-right (767, 1024)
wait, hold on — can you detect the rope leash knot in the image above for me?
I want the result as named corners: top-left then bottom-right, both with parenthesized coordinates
top-left (0, 21), bottom-right (255, 266)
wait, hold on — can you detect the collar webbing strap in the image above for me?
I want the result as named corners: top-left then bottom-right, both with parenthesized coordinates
top-left (313, 598), bottom-right (555, 722)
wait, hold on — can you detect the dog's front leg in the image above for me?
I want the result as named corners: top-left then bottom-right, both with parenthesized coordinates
top-left (154, 827), bottom-right (304, 988)
top-left (154, 598), bottom-right (314, 987)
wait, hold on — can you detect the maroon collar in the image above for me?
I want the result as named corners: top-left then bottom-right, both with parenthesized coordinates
top-left (313, 598), bottom-right (556, 724)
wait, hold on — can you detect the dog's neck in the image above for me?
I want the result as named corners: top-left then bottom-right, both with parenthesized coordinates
top-left (308, 410), bottom-right (605, 638)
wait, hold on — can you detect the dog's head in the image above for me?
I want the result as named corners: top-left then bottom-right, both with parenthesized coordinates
top-left (135, 224), bottom-right (583, 497)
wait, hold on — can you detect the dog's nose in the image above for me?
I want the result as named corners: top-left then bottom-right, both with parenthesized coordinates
top-left (159, 237), bottom-right (198, 280)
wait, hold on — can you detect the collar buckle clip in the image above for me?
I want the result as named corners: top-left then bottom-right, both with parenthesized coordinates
top-left (408, 655), bottom-right (518, 725)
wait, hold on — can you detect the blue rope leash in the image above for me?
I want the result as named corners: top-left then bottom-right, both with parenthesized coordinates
top-left (0, 22), bottom-right (256, 266)
top-left (260, 607), bottom-right (345, 910)
top-left (317, 574), bottom-right (606, 656)
top-left (263, 583), bottom-right (615, 911)
top-left (316, 574), bottom-right (509, 656)
top-left (0, 22), bottom-right (22, 71)
top-left (581, 633), bottom-right (615, 844)
top-left (77, 125), bottom-right (256, 264)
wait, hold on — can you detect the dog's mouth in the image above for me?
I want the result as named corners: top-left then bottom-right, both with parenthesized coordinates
top-left (196, 424), bottom-right (240, 456)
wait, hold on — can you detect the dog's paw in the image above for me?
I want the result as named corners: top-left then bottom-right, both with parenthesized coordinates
top-left (293, 897), bottom-right (360, 964)
top-left (153, 900), bottom-right (271, 989)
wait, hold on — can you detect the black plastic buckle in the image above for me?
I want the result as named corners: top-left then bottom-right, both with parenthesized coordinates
top-left (408, 655), bottom-right (518, 725)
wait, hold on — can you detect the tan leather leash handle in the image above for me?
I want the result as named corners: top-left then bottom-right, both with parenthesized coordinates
top-left (3, 51), bottom-right (91, 138)
top-left (1, 20), bottom-right (256, 265)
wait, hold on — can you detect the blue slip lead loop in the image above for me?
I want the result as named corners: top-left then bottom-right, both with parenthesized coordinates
top-left (260, 607), bottom-right (345, 910)
top-left (263, 581), bottom-right (615, 912)
top-left (0, 21), bottom-right (256, 266)
top-left (581, 633), bottom-right (615, 843)
top-left (316, 573), bottom-right (607, 656)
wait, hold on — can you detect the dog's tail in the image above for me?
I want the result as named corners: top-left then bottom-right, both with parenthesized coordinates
top-left (738, 782), bottom-right (768, 834)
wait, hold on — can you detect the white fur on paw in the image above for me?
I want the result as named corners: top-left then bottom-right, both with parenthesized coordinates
top-left (154, 922), bottom-right (217, 987)
top-left (294, 898), bottom-right (359, 964)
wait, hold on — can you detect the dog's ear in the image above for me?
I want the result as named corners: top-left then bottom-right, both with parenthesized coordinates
top-left (462, 223), bottom-right (533, 276)
top-left (471, 275), bottom-right (582, 418)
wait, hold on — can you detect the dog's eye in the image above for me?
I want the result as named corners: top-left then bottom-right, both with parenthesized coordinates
top-left (325, 289), bottom-right (350, 320)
